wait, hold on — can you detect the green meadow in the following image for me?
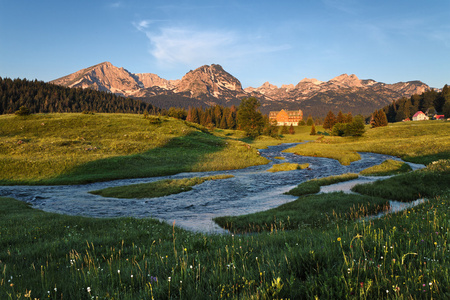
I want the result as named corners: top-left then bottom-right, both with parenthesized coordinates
top-left (1, 114), bottom-right (449, 299)
top-left (0, 113), bottom-right (269, 185)
top-left (284, 120), bottom-right (450, 165)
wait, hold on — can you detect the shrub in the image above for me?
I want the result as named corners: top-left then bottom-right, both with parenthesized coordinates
top-left (15, 105), bottom-right (30, 116)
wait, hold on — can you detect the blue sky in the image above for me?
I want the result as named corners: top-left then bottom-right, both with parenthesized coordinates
top-left (1, 0), bottom-right (449, 88)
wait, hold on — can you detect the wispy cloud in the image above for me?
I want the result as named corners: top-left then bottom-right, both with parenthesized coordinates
top-left (322, 0), bottom-right (360, 14)
top-left (109, 1), bottom-right (122, 9)
top-left (132, 20), bottom-right (153, 31)
top-left (133, 21), bottom-right (290, 68)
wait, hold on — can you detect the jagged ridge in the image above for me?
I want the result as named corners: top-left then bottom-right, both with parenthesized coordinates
top-left (50, 62), bottom-right (432, 116)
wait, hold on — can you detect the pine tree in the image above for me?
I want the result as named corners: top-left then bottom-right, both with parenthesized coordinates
top-left (236, 97), bottom-right (265, 137)
top-left (323, 110), bottom-right (336, 130)
top-left (346, 112), bottom-right (353, 123)
top-left (280, 125), bottom-right (289, 135)
top-left (371, 109), bottom-right (388, 128)
top-left (289, 124), bottom-right (295, 134)
top-left (336, 110), bottom-right (346, 123)
top-left (310, 123), bottom-right (316, 135)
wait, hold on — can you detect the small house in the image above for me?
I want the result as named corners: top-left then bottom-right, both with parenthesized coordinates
top-left (412, 111), bottom-right (428, 121)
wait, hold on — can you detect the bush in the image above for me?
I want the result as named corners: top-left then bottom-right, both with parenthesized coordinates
top-left (331, 123), bottom-right (347, 136)
top-left (331, 116), bottom-right (366, 137)
top-left (15, 105), bottom-right (30, 116)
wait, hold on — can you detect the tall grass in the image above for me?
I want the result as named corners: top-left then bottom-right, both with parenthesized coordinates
top-left (352, 159), bottom-right (450, 201)
top-left (2, 189), bottom-right (448, 298)
top-left (214, 192), bottom-right (389, 233)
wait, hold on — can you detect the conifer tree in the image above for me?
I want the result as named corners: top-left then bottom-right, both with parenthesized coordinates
top-left (310, 123), bottom-right (316, 135)
top-left (371, 109), bottom-right (388, 128)
top-left (336, 110), bottom-right (346, 123)
top-left (236, 97), bottom-right (265, 137)
top-left (346, 112), bottom-right (353, 123)
top-left (289, 124), bottom-right (295, 134)
top-left (323, 110), bottom-right (336, 130)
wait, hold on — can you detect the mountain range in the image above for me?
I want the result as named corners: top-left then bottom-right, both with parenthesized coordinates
top-left (50, 62), bottom-right (431, 116)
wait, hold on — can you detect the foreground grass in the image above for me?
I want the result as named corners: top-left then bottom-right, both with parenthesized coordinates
top-left (90, 175), bottom-right (234, 199)
top-left (266, 162), bottom-right (309, 173)
top-left (214, 192), bottom-right (389, 233)
top-left (284, 121), bottom-right (450, 165)
top-left (353, 159), bottom-right (450, 201)
top-left (359, 159), bottom-right (412, 176)
top-left (286, 173), bottom-right (359, 197)
top-left (0, 114), bottom-right (268, 185)
top-left (1, 190), bottom-right (449, 299)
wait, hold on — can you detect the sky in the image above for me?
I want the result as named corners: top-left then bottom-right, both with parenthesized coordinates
top-left (1, 0), bottom-right (449, 89)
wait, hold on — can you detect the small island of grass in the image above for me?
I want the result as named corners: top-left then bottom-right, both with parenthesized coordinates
top-left (90, 174), bottom-right (234, 199)
top-left (359, 159), bottom-right (412, 176)
top-left (267, 162), bottom-right (309, 172)
top-left (285, 173), bottom-right (359, 196)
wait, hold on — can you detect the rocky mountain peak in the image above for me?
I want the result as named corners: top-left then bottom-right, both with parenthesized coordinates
top-left (50, 61), bottom-right (141, 96)
top-left (329, 74), bottom-right (362, 87)
top-left (50, 62), bottom-right (433, 117)
top-left (298, 78), bottom-right (323, 85)
top-left (176, 64), bottom-right (244, 98)
top-left (261, 82), bottom-right (278, 89)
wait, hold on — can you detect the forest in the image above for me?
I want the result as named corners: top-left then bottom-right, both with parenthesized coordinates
top-left (0, 77), bottom-right (277, 137)
top-left (380, 85), bottom-right (450, 122)
top-left (0, 77), bottom-right (159, 115)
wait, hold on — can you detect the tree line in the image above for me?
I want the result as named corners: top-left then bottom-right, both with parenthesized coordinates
top-left (0, 77), bottom-right (276, 138)
top-left (380, 85), bottom-right (450, 122)
top-left (164, 98), bottom-right (277, 137)
top-left (0, 77), bottom-right (159, 115)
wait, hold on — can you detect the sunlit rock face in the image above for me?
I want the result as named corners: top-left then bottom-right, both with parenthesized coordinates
top-left (51, 62), bottom-right (432, 115)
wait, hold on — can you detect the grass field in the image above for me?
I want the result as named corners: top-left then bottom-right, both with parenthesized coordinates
top-left (1, 114), bottom-right (449, 299)
top-left (284, 121), bottom-right (450, 165)
top-left (0, 113), bottom-right (269, 185)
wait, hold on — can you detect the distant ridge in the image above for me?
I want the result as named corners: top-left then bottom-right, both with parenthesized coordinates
top-left (51, 62), bottom-right (432, 116)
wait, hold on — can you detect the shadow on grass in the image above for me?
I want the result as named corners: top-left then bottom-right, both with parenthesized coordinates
top-left (38, 131), bottom-right (228, 185)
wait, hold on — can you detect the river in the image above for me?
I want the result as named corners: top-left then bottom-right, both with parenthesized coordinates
top-left (0, 143), bottom-right (424, 234)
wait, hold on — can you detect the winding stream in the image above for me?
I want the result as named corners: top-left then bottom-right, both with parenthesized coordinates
top-left (0, 143), bottom-right (425, 234)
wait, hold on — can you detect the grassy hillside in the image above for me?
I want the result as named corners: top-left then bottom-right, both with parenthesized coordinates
top-left (0, 113), bottom-right (270, 185)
